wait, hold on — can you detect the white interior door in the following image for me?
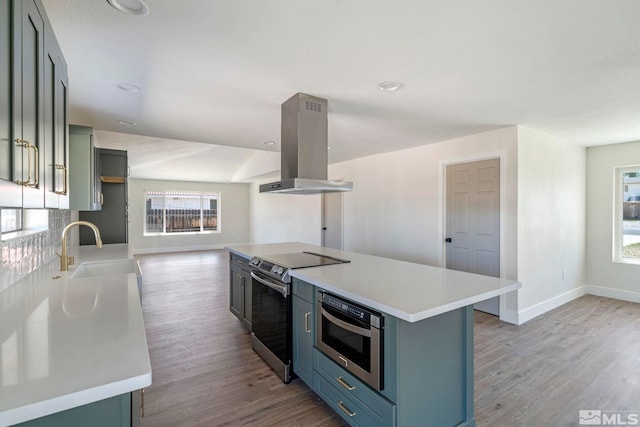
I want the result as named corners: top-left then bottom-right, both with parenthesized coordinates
top-left (322, 192), bottom-right (343, 250)
top-left (446, 158), bottom-right (500, 315)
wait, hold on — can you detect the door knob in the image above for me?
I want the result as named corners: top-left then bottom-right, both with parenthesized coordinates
top-left (445, 237), bottom-right (452, 243)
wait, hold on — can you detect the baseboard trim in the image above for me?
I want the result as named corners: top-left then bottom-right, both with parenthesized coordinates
top-left (131, 244), bottom-right (228, 255)
top-left (498, 308), bottom-right (519, 325)
top-left (585, 285), bottom-right (640, 304)
top-left (517, 286), bottom-right (587, 325)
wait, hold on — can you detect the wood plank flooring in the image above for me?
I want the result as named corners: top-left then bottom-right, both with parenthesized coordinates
top-left (137, 250), bottom-right (640, 427)
top-left (137, 250), bottom-right (345, 427)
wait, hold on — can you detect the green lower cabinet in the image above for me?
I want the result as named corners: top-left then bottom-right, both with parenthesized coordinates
top-left (313, 349), bottom-right (396, 427)
top-left (292, 294), bottom-right (314, 386)
top-left (15, 392), bottom-right (138, 427)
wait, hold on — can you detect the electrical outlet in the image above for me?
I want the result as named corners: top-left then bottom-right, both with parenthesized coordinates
top-left (562, 269), bottom-right (566, 280)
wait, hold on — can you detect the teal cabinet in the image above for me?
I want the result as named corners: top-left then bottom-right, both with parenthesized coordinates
top-left (41, 5), bottom-right (69, 209)
top-left (308, 282), bottom-right (475, 427)
top-left (15, 0), bottom-right (45, 208)
top-left (292, 279), bottom-right (314, 386)
top-left (79, 148), bottom-right (128, 244)
top-left (69, 125), bottom-right (102, 211)
top-left (385, 307), bottom-right (475, 427)
top-left (229, 254), bottom-right (251, 330)
top-left (313, 349), bottom-right (396, 427)
top-left (0, 0), bottom-right (22, 207)
top-left (14, 391), bottom-right (141, 427)
top-left (0, 0), bottom-right (68, 209)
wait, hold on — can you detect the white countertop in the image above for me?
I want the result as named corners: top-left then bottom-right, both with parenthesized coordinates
top-left (0, 244), bottom-right (150, 427)
top-left (226, 242), bottom-right (521, 322)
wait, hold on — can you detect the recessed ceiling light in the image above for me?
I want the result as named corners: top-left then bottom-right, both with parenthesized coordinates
top-left (378, 81), bottom-right (401, 92)
top-left (263, 141), bottom-right (276, 146)
top-left (106, 0), bottom-right (149, 16)
top-left (118, 83), bottom-right (140, 92)
top-left (117, 120), bottom-right (136, 126)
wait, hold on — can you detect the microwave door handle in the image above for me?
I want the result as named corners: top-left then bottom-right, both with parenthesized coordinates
top-left (321, 307), bottom-right (371, 337)
top-left (250, 271), bottom-right (289, 298)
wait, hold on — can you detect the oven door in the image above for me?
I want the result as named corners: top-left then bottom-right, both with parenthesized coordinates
top-left (250, 271), bottom-right (292, 382)
top-left (316, 301), bottom-right (382, 390)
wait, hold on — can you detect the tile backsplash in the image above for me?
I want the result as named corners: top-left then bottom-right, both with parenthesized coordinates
top-left (0, 210), bottom-right (72, 293)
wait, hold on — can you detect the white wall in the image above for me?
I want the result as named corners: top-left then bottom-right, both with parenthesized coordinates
top-left (330, 127), bottom-right (518, 267)
top-left (586, 141), bottom-right (640, 301)
top-left (516, 127), bottom-right (586, 322)
top-left (128, 179), bottom-right (250, 254)
top-left (330, 127), bottom-right (521, 321)
top-left (248, 179), bottom-right (322, 245)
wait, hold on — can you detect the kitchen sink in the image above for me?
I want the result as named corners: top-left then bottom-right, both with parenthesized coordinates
top-left (72, 259), bottom-right (143, 295)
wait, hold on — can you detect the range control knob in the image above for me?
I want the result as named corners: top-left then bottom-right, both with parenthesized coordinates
top-left (276, 267), bottom-right (284, 275)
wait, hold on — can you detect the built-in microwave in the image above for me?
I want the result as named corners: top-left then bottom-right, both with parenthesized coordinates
top-left (316, 291), bottom-right (384, 391)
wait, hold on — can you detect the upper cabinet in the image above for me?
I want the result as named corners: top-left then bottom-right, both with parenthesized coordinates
top-left (69, 125), bottom-right (102, 211)
top-left (0, 0), bottom-right (69, 209)
top-left (42, 3), bottom-right (69, 209)
top-left (0, 0), bottom-right (22, 207)
top-left (14, 0), bottom-right (45, 208)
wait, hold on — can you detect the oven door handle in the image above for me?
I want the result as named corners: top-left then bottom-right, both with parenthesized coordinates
top-left (250, 271), bottom-right (289, 298)
top-left (321, 307), bottom-right (371, 337)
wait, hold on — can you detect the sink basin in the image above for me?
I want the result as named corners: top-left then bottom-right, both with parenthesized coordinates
top-left (72, 259), bottom-right (141, 278)
top-left (71, 259), bottom-right (143, 296)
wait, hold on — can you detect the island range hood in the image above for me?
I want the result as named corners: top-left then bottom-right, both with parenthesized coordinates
top-left (259, 93), bottom-right (353, 194)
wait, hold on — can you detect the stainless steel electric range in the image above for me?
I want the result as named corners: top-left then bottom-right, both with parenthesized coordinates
top-left (248, 251), bottom-right (349, 382)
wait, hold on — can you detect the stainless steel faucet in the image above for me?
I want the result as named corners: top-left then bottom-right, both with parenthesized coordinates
top-left (60, 221), bottom-right (103, 271)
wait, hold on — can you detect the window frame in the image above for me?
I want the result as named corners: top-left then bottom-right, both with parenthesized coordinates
top-left (144, 190), bottom-right (220, 236)
top-left (613, 166), bottom-right (640, 265)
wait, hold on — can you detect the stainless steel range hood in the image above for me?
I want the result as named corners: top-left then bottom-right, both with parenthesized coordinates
top-left (259, 93), bottom-right (353, 194)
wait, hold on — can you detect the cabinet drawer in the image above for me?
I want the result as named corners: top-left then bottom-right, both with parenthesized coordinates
top-left (314, 374), bottom-right (384, 427)
top-left (230, 253), bottom-right (249, 266)
top-left (314, 349), bottom-right (395, 425)
top-left (292, 278), bottom-right (314, 302)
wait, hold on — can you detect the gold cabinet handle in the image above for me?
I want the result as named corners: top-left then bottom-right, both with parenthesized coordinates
top-left (15, 139), bottom-right (39, 187)
top-left (54, 164), bottom-right (68, 195)
top-left (337, 401), bottom-right (356, 417)
top-left (15, 139), bottom-right (31, 186)
top-left (304, 312), bottom-right (311, 333)
top-left (30, 143), bottom-right (39, 186)
top-left (336, 376), bottom-right (356, 391)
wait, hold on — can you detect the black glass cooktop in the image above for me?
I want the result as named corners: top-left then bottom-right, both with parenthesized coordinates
top-left (259, 251), bottom-right (350, 269)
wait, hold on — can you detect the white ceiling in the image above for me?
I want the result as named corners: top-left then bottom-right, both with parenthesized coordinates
top-left (42, 0), bottom-right (640, 182)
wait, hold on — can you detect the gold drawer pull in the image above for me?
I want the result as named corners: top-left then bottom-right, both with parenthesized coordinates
top-left (336, 376), bottom-right (355, 391)
top-left (54, 164), bottom-right (68, 195)
top-left (29, 143), bottom-right (39, 186)
top-left (16, 138), bottom-right (39, 187)
top-left (304, 312), bottom-right (311, 333)
top-left (337, 401), bottom-right (356, 417)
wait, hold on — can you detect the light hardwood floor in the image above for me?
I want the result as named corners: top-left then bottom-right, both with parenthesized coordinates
top-left (137, 250), bottom-right (640, 427)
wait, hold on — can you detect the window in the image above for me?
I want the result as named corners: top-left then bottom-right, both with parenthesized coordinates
top-left (614, 167), bottom-right (640, 263)
top-left (145, 191), bottom-right (219, 235)
top-left (1, 209), bottom-right (22, 234)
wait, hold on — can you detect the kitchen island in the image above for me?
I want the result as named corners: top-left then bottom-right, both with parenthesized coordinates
top-left (226, 242), bottom-right (521, 427)
top-left (0, 244), bottom-right (150, 427)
